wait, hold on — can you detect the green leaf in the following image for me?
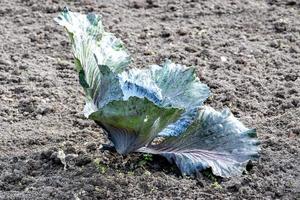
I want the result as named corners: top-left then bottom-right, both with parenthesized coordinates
top-left (89, 97), bottom-right (183, 154)
top-left (55, 8), bottom-right (130, 110)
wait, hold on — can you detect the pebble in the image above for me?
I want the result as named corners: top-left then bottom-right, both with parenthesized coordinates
top-left (184, 46), bottom-right (197, 53)
top-left (50, 152), bottom-right (63, 165)
top-left (177, 29), bottom-right (188, 36)
top-left (160, 30), bottom-right (171, 38)
top-left (75, 155), bottom-right (92, 166)
top-left (129, 0), bottom-right (147, 9)
top-left (273, 20), bottom-right (288, 33)
top-left (227, 182), bottom-right (241, 192)
top-left (86, 142), bottom-right (97, 152)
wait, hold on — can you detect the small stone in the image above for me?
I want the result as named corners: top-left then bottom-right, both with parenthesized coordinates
top-left (50, 152), bottom-right (63, 165)
top-left (169, 5), bottom-right (177, 11)
top-left (274, 20), bottom-right (288, 33)
top-left (75, 155), bottom-right (92, 166)
top-left (12, 157), bottom-right (18, 163)
top-left (184, 46), bottom-right (197, 53)
top-left (291, 98), bottom-right (299, 107)
top-left (146, 0), bottom-right (159, 8)
top-left (29, 33), bottom-right (38, 42)
top-left (160, 30), bottom-right (171, 38)
top-left (195, 180), bottom-right (204, 188)
top-left (270, 41), bottom-right (280, 48)
top-left (210, 63), bottom-right (221, 70)
top-left (176, 29), bottom-right (188, 36)
top-left (65, 145), bottom-right (76, 154)
top-left (289, 46), bottom-right (299, 53)
top-left (83, 184), bottom-right (95, 193)
top-left (201, 39), bottom-right (210, 47)
top-left (26, 159), bottom-right (41, 171)
top-left (12, 70), bottom-right (21, 76)
top-left (36, 104), bottom-right (53, 115)
top-left (19, 64), bottom-right (28, 70)
top-left (292, 127), bottom-right (300, 135)
top-left (288, 88), bottom-right (298, 95)
top-left (86, 142), bottom-right (97, 152)
top-left (129, 0), bottom-right (146, 9)
top-left (284, 74), bottom-right (298, 81)
top-left (220, 56), bottom-right (227, 62)
top-left (20, 176), bottom-right (35, 185)
top-left (227, 182), bottom-right (241, 192)
top-left (22, 53), bottom-right (30, 58)
top-left (65, 154), bottom-right (78, 167)
top-left (45, 5), bottom-right (59, 13)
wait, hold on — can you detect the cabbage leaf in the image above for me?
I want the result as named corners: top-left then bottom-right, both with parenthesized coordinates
top-left (137, 106), bottom-right (259, 177)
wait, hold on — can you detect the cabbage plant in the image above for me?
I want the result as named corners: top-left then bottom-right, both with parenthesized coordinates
top-left (55, 8), bottom-right (259, 177)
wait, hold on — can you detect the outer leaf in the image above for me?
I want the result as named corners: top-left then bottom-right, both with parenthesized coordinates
top-left (54, 8), bottom-right (130, 113)
top-left (137, 106), bottom-right (259, 177)
top-left (119, 60), bottom-right (210, 109)
top-left (118, 67), bottom-right (163, 105)
top-left (151, 61), bottom-right (210, 109)
top-left (83, 64), bottom-right (123, 117)
top-left (89, 97), bottom-right (183, 154)
top-left (158, 108), bottom-right (198, 137)
top-left (119, 61), bottom-right (210, 137)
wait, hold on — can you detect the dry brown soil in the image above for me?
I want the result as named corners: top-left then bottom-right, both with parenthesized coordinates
top-left (0, 0), bottom-right (299, 199)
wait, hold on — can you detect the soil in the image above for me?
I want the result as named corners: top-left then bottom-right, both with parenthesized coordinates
top-left (0, 0), bottom-right (300, 199)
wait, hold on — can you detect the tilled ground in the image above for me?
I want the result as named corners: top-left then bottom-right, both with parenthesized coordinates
top-left (0, 0), bottom-right (299, 199)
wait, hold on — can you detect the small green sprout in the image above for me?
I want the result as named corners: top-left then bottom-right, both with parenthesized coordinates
top-left (203, 170), bottom-right (218, 182)
top-left (138, 154), bottom-right (153, 167)
top-left (143, 154), bottom-right (153, 161)
top-left (93, 158), bottom-right (107, 174)
top-left (127, 171), bottom-right (134, 176)
top-left (211, 181), bottom-right (222, 190)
